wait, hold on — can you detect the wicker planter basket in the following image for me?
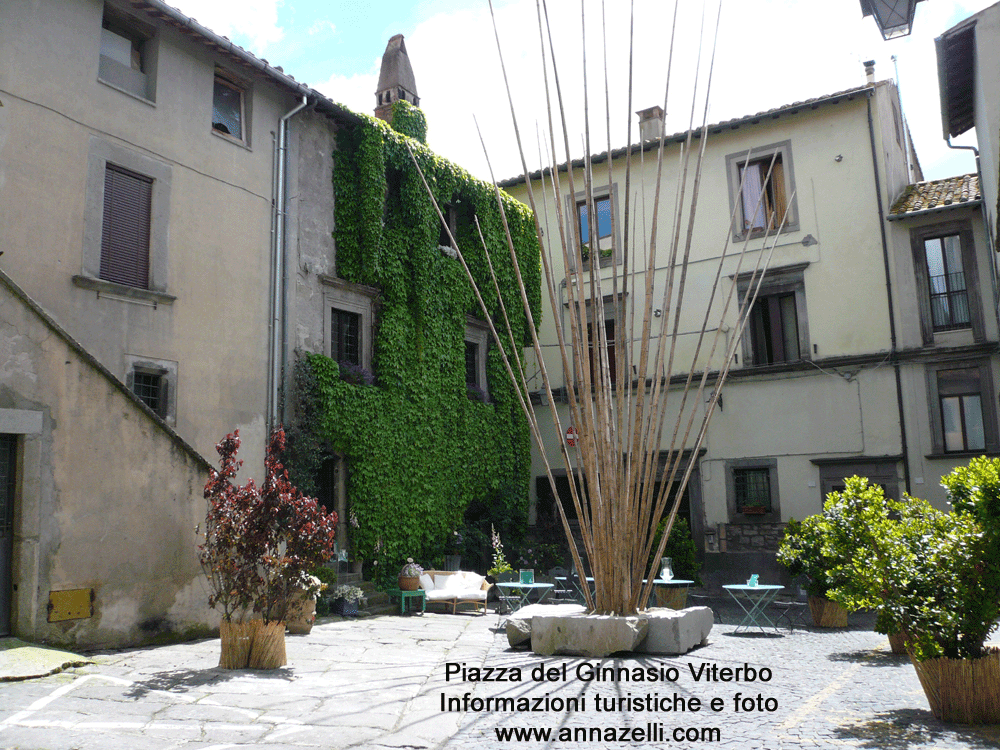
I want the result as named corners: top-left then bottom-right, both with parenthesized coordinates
top-left (219, 620), bottom-right (256, 669)
top-left (247, 621), bottom-right (287, 670)
top-left (398, 575), bottom-right (420, 591)
top-left (808, 596), bottom-right (848, 627)
top-left (910, 648), bottom-right (1000, 724)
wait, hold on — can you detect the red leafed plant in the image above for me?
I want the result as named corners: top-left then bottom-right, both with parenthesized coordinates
top-left (200, 428), bottom-right (338, 624)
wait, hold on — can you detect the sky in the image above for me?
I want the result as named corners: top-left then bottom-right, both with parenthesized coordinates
top-left (169, 0), bottom-right (996, 184)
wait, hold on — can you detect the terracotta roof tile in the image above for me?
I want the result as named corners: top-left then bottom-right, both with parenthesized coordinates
top-left (889, 174), bottom-right (980, 217)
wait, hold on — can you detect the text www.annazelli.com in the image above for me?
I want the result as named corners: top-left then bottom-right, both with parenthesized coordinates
top-left (495, 724), bottom-right (722, 743)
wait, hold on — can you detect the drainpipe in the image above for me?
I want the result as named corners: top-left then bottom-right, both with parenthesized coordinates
top-left (269, 96), bottom-right (309, 429)
top-left (945, 140), bottom-right (1000, 337)
top-left (867, 95), bottom-right (912, 495)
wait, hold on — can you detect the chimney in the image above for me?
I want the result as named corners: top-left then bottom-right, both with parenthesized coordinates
top-left (636, 105), bottom-right (664, 142)
top-left (374, 34), bottom-right (419, 122)
top-left (864, 59), bottom-right (876, 85)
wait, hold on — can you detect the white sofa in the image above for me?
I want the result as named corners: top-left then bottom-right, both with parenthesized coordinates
top-left (418, 570), bottom-right (489, 615)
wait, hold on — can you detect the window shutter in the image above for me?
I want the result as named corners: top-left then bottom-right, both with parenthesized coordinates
top-left (101, 164), bottom-right (152, 288)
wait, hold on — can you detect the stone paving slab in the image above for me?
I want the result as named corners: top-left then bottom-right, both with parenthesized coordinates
top-left (0, 638), bottom-right (92, 682)
top-left (0, 606), bottom-right (998, 749)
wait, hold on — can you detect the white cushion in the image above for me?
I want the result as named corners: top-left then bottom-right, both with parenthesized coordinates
top-left (419, 573), bottom-right (435, 591)
top-left (459, 590), bottom-right (487, 601)
top-left (433, 574), bottom-right (453, 590)
top-left (464, 573), bottom-right (485, 590)
top-left (443, 573), bottom-right (467, 592)
top-left (425, 590), bottom-right (455, 601)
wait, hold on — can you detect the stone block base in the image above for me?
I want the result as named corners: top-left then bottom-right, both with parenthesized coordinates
top-left (505, 604), bottom-right (712, 657)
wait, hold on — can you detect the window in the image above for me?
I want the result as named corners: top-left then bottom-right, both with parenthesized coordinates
top-left (738, 156), bottom-right (786, 234)
top-left (587, 318), bottom-right (617, 385)
top-left (323, 279), bottom-right (377, 371)
top-left (212, 72), bottom-right (246, 142)
top-left (578, 196), bottom-right (612, 260)
top-left (926, 361), bottom-right (998, 456)
top-left (726, 458), bottom-right (780, 522)
top-left (131, 370), bottom-right (165, 414)
top-left (100, 164), bottom-right (152, 289)
top-left (748, 292), bottom-right (799, 364)
top-left (465, 318), bottom-right (489, 401)
top-left (734, 263), bottom-right (809, 368)
top-left (330, 309), bottom-right (361, 365)
top-left (438, 205), bottom-right (458, 251)
top-left (726, 141), bottom-right (798, 238)
top-left (909, 221), bottom-right (982, 345)
top-left (124, 355), bottom-right (177, 424)
top-left (465, 341), bottom-right (480, 387)
top-left (565, 185), bottom-right (620, 271)
top-left (78, 140), bottom-right (173, 303)
top-left (734, 468), bottom-right (772, 513)
top-left (98, 6), bottom-right (156, 101)
top-left (939, 368), bottom-right (986, 453)
top-left (924, 234), bottom-right (970, 331)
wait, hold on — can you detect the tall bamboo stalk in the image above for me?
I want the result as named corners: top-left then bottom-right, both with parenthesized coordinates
top-left (410, 0), bottom-right (785, 615)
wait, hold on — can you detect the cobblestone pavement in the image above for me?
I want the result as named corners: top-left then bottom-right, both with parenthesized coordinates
top-left (0, 601), bottom-right (998, 749)
top-left (448, 602), bottom-right (1000, 750)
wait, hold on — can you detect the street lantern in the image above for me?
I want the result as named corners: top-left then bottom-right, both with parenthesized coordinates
top-left (860, 0), bottom-right (925, 40)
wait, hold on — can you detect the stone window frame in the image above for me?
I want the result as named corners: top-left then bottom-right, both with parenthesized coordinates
top-left (566, 293), bottom-right (626, 389)
top-left (565, 183), bottom-right (621, 273)
top-left (734, 262), bottom-right (810, 367)
top-left (925, 359), bottom-right (999, 458)
top-left (908, 219), bottom-right (984, 345)
top-left (322, 278), bottom-right (377, 372)
top-left (726, 457), bottom-right (780, 524)
top-left (76, 139), bottom-right (174, 306)
top-left (464, 316), bottom-right (490, 401)
top-left (813, 457), bottom-right (902, 503)
top-left (725, 140), bottom-right (800, 241)
top-left (124, 354), bottom-right (178, 426)
top-left (98, 3), bottom-right (158, 104)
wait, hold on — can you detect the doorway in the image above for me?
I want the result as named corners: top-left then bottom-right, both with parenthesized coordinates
top-left (0, 435), bottom-right (17, 637)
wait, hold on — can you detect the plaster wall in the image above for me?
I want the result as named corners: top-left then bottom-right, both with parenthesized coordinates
top-left (510, 88), bottom-right (898, 391)
top-left (0, 0), bottom-right (300, 476)
top-left (0, 272), bottom-right (213, 648)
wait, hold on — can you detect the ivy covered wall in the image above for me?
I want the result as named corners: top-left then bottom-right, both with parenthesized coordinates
top-left (294, 101), bottom-right (541, 583)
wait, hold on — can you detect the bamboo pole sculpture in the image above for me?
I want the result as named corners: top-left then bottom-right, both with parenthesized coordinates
top-left (409, 0), bottom-right (793, 615)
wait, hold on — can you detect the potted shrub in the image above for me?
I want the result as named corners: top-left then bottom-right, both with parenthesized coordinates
top-left (199, 429), bottom-right (338, 668)
top-left (398, 558), bottom-right (423, 591)
top-left (330, 584), bottom-right (366, 616)
top-left (827, 465), bottom-right (1000, 723)
top-left (286, 572), bottom-right (327, 635)
top-left (776, 516), bottom-right (849, 627)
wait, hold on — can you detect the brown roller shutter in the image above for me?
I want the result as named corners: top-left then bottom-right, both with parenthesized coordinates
top-left (101, 164), bottom-right (152, 288)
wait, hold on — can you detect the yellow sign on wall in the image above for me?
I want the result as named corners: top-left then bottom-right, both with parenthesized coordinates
top-left (47, 589), bottom-right (94, 622)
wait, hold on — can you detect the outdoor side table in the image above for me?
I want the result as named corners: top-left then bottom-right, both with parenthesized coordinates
top-left (722, 584), bottom-right (784, 634)
top-left (388, 588), bottom-right (425, 616)
top-left (495, 582), bottom-right (553, 612)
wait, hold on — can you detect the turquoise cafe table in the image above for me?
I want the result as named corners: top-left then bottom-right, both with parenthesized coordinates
top-left (722, 584), bottom-right (784, 634)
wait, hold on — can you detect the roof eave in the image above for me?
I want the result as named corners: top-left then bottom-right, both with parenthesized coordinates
top-left (888, 199), bottom-right (982, 221)
top-left (498, 85), bottom-right (874, 188)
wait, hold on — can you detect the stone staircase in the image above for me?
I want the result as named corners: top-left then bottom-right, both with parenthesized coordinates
top-left (333, 572), bottom-right (398, 618)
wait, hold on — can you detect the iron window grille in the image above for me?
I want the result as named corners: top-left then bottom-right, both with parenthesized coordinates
top-left (734, 467), bottom-right (772, 513)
